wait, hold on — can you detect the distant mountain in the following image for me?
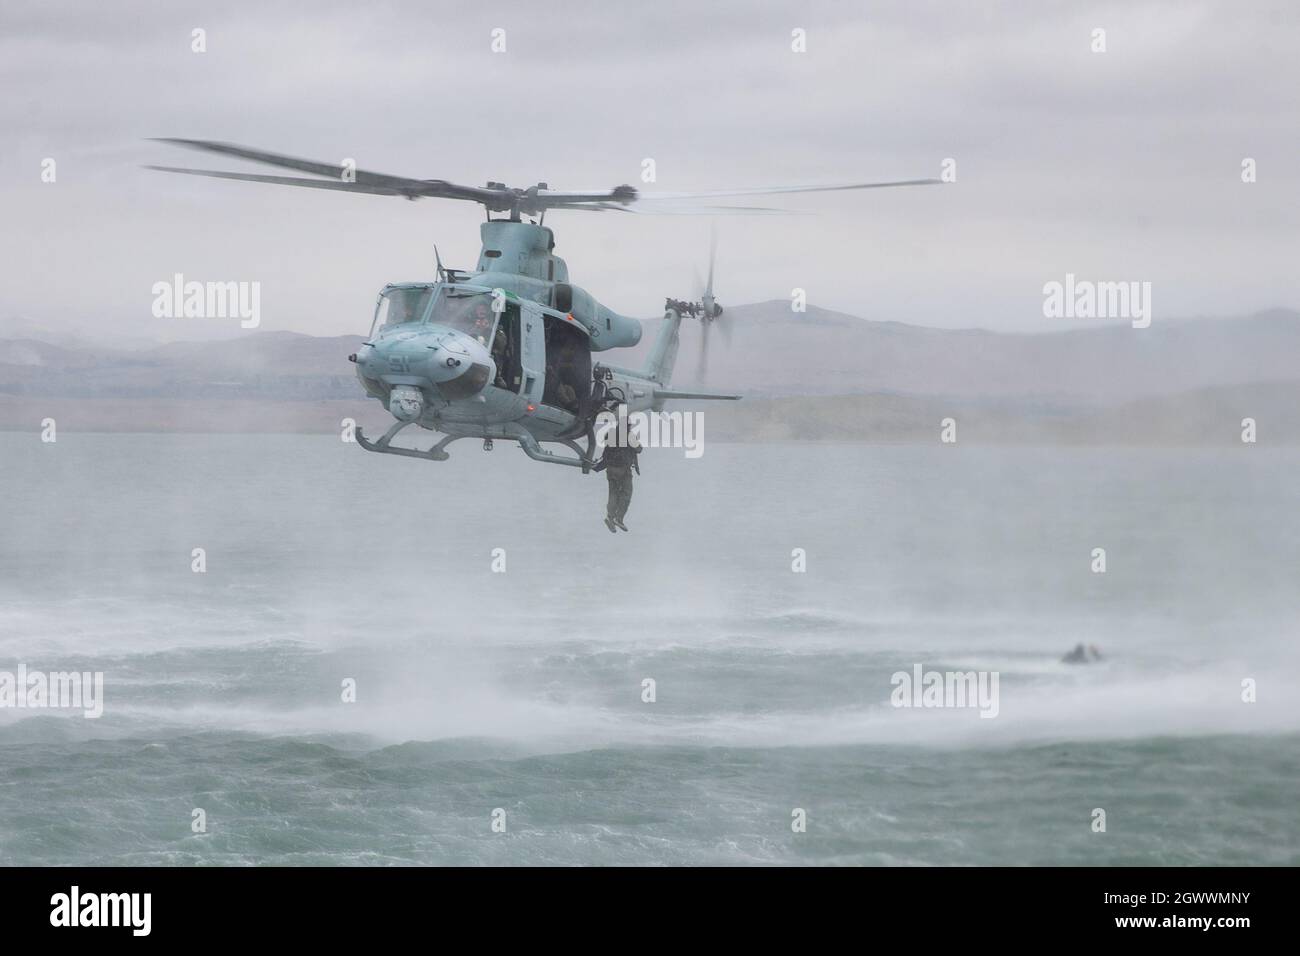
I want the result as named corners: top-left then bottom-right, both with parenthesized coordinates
top-left (701, 380), bottom-right (1300, 445)
top-left (639, 303), bottom-right (1300, 404)
top-left (0, 314), bottom-right (183, 352)
top-left (5, 306), bottom-right (1298, 405)
top-left (0, 332), bottom-right (365, 401)
top-left (2, 306), bottom-right (1298, 442)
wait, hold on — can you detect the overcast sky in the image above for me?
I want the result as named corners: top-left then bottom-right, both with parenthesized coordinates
top-left (2, 0), bottom-right (1297, 342)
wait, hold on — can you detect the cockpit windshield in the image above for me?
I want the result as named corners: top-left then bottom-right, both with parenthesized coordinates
top-left (433, 290), bottom-right (499, 346)
top-left (372, 286), bottom-right (433, 337)
top-left (371, 285), bottom-right (502, 348)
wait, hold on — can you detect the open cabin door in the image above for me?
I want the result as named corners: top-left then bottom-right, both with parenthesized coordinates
top-left (540, 314), bottom-right (592, 414)
top-left (517, 302), bottom-right (546, 406)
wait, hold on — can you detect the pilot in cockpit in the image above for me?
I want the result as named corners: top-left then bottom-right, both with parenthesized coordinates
top-left (470, 302), bottom-right (494, 344)
top-left (393, 300), bottom-right (417, 326)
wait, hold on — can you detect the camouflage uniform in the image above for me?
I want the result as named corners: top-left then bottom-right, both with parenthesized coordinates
top-left (596, 431), bottom-right (641, 527)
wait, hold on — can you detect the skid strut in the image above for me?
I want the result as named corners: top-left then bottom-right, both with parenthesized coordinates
top-left (355, 421), bottom-right (594, 471)
top-left (356, 422), bottom-right (456, 461)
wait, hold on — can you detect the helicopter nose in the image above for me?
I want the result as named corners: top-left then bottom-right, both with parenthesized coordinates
top-left (358, 326), bottom-right (493, 405)
top-left (424, 336), bottom-right (471, 382)
top-left (424, 328), bottom-right (494, 394)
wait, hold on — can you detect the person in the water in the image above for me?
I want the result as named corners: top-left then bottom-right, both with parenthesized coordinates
top-left (1062, 643), bottom-right (1103, 664)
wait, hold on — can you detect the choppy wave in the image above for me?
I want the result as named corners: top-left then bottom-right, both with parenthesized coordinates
top-left (3, 437), bottom-right (1299, 864)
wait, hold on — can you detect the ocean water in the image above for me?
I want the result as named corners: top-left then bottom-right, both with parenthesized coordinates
top-left (0, 434), bottom-right (1297, 866)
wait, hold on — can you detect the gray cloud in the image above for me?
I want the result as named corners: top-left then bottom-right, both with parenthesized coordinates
top-left (2, 0), bottom-right (1297, 343)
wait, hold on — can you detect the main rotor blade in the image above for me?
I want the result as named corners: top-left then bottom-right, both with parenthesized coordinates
top-left (547, 203), bottom-right (794, 216)
top-left (541, 202), bottom-right (636, 212)
top-left (144, 165), bottom-right (409, 196)
top-left (150, 138), bottom-right (499, 203)
top-left (614, 203), bottom-right (795, 216)
top-left (147, 141), bottom-right (943, 218)
top-left (537, 187), bottom-right (637, 205)
top-left (638, 178), bottom-right (942, 203)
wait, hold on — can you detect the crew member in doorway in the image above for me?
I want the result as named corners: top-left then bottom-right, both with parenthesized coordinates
top-left (593, 411), bottom-right (641, 533)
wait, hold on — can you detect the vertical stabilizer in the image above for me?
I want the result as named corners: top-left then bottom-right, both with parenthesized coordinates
top-left (644, 309), bottom-right (683, 385)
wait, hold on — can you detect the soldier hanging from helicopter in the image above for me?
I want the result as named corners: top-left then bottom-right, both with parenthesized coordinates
top-left (593, 405), bottom-right (641, 533)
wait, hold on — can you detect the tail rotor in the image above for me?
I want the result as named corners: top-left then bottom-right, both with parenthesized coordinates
top-left (687, 226), bottom-right (727, 382)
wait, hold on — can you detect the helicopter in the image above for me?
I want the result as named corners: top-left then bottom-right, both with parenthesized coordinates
top-left (148, 139), bottom-right (940, 470)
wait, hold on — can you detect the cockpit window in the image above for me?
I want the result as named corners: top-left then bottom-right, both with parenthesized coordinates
top-left (434, 290), bottom-right (500, 347)
top-left (372, 287), bottom-right (433, 336)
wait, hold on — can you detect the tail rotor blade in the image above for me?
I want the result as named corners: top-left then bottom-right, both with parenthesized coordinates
top-left (717, 311), bottom-right (733, 346)
top-left (705, 225), bottom-right (717, 299)
top-left (698, 321), bottom-right (711, 383)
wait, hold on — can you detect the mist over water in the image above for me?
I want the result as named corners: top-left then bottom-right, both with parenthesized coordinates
top-left (1, 435), bottom-right (1297, 865)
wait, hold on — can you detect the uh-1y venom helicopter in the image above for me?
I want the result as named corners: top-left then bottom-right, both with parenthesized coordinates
top-left (148, 139), bottom-right (940, 470)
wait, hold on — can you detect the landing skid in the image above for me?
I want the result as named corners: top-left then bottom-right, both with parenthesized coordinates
top-left (514, 427), bottom-right (593, 472)
top-left (355, 421), bottom-right (453, 461)
top-left (355, 421), bottom-right (595, 472)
